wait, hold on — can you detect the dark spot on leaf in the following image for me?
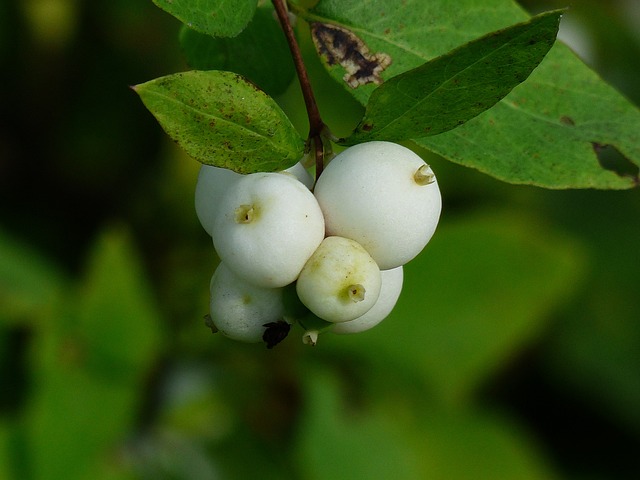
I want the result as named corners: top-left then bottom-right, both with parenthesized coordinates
top-left (560, 115), bottom-right (575, 126)
top-left (310, 22), bottom-right (392, 88)
top-left (262, 321), bottom-right (291, 349)
top-left (592, 142), bottom-right (640, 185)
top-left (362, 123), bottom-right (373, 132)
top-left (209, 120), bottom-right (216, 128)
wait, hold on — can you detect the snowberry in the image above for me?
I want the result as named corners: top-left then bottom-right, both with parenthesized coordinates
top-left (296, 236), bottom-right (382, 323)
top-left (281, 161), bottom-right (314, 189)
top-left (195, 162), bottom-right (312, 236)
top-left (195, 165), bottom-right (242, 236)
top-left (331, 266), bottom-right (403, 334)
top-left (313, 141), bottom-right (442, 270)
top-left (209, 262), bottom-right (285, 343)
top-left (212, 172), bottom-right (325, 288)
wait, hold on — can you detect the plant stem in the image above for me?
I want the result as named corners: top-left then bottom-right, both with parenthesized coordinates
top-left (272, 0), bottom-right (325, 177)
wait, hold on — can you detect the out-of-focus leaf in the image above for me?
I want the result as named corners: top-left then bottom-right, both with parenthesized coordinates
top-left (538, 189), bottom-right (640, 430)
top-left (324, 211), bottom-right (586, 405)
top-left (303, 0), bottom-right (640, 189)
top-left (544, 292), bottom-right (640, 429)
top-left (152, 0), bottom-right (258, 37)
top-left (179, 5), bottom-right (295, 96)
top-left (296, 368), bottom-right (428, 480)
top-left (25, 227), bottom-right (163, 480)
top-left (343, 11), bottom-right (561, 144)
top-left (0, 423), bottom-right (8, 480)
top-left (0, 228), bottom-right (65, 325)
top-left (133, 70), bottom-right (305, 173)
top-left (128, 432), bottom-right (219, 480)
top-left (72, 227), bottom-right (163, 383)
top-left (415, 409), bottom-right (559, 480)
top-left (296, 367), bottom-right (559, 480)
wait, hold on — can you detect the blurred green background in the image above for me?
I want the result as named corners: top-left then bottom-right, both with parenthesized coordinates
top-left (1, 0), bottom-right (639, 479)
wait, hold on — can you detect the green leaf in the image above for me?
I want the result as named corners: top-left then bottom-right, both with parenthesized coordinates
top-left (303, 0), bottom-right (640, 189)
top-left (0, 424), bottom-right (9, 480)
top-left (25, 227), bottom-right (162, 480)
top-left (413, 410), bottom-right (560, 480)
top-left (536, 190), bottom-right (640, 430)
top-left (296, 367), bottom-right (559, 480)
top-left (417, 44), bottom-right (640, 189)
top-left (179, 5), bottom-right (295, 96)
top-left (153, 0), bottom-right (258, 37)
top-left (71, 226), bottom-right (163, 383)
top-left (343, 11), bottom-right (562, 144)
top-left (133, 70), bottom-right (305, 173)
top-left (296, 368), bottom-right (428, 480)
top-left (0, 228), bottom-right (65, 326)
top-left (323, 211), bottom-right (586, 405)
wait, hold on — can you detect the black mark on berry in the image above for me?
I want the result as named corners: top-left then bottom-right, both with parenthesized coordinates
top-left (311, 22), bottom-right (392, 88)
top-left (262, 320), bottom-right (291, 349)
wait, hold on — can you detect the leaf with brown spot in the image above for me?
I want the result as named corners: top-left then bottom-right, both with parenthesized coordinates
top-left (311, 23), bottom-right (392, 88)
top-left (305, 0), bottom-right (640, 189)
top-left (133, 70), bottom-right (305, 173)
top-left (342, 11), bottom-right (562, 144)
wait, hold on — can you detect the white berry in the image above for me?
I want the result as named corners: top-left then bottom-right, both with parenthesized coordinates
top-left (296, 236), bottom-right (382, 323)
top-left (331, 266), bottom-right (403, 334)
top-left (209, 262), bottom-right (285, 343)
top-left (313, 141), bottom-right (442, 269)
top-left (195, 165), bottom-right (242, 236)
top-left (281, 161), bottom-right (314, 189)
top-left (195, 162), bottom-right (311, 236)
top-left (212, 172), bottom-right (325, 288)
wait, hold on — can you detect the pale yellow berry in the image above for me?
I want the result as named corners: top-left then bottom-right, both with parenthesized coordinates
top-left (296, 236), bottom-right (382, 323)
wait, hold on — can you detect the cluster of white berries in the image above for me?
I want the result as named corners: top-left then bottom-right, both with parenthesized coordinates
top-left (196, 141), bottom-right (442, 348)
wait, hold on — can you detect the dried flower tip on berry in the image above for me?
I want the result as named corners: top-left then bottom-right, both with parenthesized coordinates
top-left (203, 314), bottom-right (218, 333)
top-left (235, 204), bottom-right (255, 223)
top-left (303, 330), bottom-right (319, 346)
top-left (414, 164), bottom-right (435, 185)
top-left (347, 284), bottom-right (366, 302)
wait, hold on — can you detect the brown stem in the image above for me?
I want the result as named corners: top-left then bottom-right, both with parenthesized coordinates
top-left (314, 136), bottom-right (324, 178)
top-left (272, 0), bottom-right (326, 176)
